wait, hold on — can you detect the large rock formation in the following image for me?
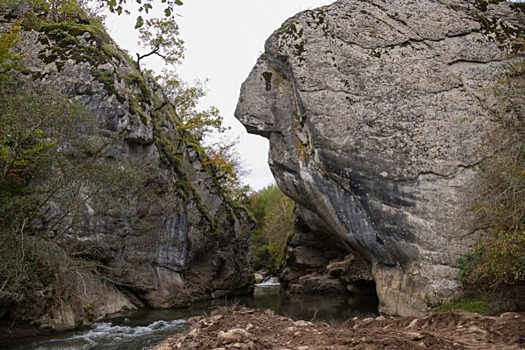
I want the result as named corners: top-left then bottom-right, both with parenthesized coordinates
top-left (0, 5), bottom-right (252, 330)
top-left (236, 0), bottom-right (525, 316)
top-left (280, 218), bottom-right (375, 295)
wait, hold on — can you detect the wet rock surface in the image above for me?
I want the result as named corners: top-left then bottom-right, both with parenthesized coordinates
top-left (236, 0), bottom-right (525, 315)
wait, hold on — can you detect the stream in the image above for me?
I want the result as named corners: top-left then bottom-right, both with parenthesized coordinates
top-left (1, 280), bottom-right (379, 350)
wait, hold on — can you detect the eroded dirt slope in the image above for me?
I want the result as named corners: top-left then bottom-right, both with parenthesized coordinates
top-left (155, 306), bottom-right (525, 349)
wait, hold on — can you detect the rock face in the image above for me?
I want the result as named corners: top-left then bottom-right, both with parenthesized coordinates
top-left (280, 218), bottom-right (374, 295)
top-left (236, 0), bottom-right (525, 316)
top-left (1, 5), bottom-right (252, 329)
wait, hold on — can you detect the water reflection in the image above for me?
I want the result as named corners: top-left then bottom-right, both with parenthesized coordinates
top-left (1, 285), bottom-right (379, 349)
top-left (248, 285), bottom-right (379, 323)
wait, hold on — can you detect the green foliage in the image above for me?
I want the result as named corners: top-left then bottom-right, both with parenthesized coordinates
top-left (248, 184), bottom-right (296, 271)
top-left (0, 19), bottom-right (22, 70)
top-left (472, 59), bottom-right (525, 232)
top-left (0, 231), bottom-right (71, 297)
top-left (434, 298), bottom-right (487, 315)
top-left (457, 248), bottom-right (483, 285)
top-left (460, 231), bottom-right (525, 286)
top-left (38, 19), bottom-right (112, 45)
top-left (137, 17), bottom-right (184, 68)
top-left (0, 81), bottom-right (90, 189)
top-left (433, 289), bottom-right (525, 316)
top-left (159, 73), bottom-right (224, 139)
top-left (48, 27), bottom-right (78, 45)
top-left (203, 135), bottom-right (250, 203)
top-left (0, 77), bottom-right (143, 300)
top-left (27, 0), bottom-right (88, 22)
top-left (103, 0), bottom-right (183, 29)
top-left (91, 68), bottom-right (117, 95)
top-left (461, 58), bottom-right (525, 311)
top-left (154, 69), bottom-right (249, 203)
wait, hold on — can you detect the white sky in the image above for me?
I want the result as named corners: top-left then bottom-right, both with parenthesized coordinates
top-left (106, 0), bottom-right (334, 191)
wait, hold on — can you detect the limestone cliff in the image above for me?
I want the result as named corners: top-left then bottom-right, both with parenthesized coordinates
top-left (0, 4), bottom-right (252, 330)
top-left (236, 0), bottom-right (525, 316)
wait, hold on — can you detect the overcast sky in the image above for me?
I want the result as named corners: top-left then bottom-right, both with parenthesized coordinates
top-left (107, 0), bottom-right (334, 191)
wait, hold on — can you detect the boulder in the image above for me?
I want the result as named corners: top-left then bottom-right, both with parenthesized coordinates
top-left (236, 0), bottom-right (525, 316)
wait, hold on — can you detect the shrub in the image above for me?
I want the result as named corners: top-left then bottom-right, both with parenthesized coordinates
top-left (460, 231), bottom-right (525, 286)
top-left (0, 76), bottom-right (144, 304)
top-left (460, 59), bottom-right (525, 312)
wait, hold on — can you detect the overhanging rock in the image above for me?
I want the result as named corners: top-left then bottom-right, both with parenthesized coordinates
top-left (235, 0), bottom-right (525, 316)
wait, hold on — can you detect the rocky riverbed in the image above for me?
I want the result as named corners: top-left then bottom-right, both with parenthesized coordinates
top-left (155, 306), bottom-right (525, 349)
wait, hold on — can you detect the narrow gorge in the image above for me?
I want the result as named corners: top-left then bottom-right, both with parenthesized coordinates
top-left (2, 0), bottom-right (525, 342)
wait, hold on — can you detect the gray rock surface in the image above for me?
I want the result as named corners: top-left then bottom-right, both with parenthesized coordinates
top-left (236, 0), bottom-right (525, 316)
top-left (1, 6), bottom-right (252, 329)
top-left (280, 224), bottom-right (374, 295)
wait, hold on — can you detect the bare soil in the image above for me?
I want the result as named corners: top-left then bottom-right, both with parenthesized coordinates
top-left (155, 305), bottom-right (525, 350)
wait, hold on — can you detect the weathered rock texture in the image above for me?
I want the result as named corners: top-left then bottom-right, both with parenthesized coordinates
top-left (281, 218), bottom-right (374, 295)
top-left (1, 5), bottom-right (252, 329)
top-left (236, 0), bottom-right (525, 316)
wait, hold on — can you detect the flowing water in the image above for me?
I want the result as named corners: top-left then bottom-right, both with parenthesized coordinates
top-left (1, 281), bottom-right (379, 350)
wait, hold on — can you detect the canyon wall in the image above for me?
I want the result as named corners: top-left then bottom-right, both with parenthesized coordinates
top-left (0, 4), bottom-right (252, 330)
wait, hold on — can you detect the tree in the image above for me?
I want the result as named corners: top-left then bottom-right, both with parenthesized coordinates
top-left (103, 0), bottom-right (183, 28)
top-left (203, 134), bottom-right (251, 202)
top-left (471, 61), bottom-right (525, 232)
top-left (248, 184), bottom-right (296, 271)
top-left (158, 72), bottom-right (225, 139)
top-left (136, 18), bottom-right (184, 68)
top-left (152, 68), bottom-right (250, 202)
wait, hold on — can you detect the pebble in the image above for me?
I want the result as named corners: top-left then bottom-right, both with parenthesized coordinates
top-left (218, 328), bottom-right (252, 343)
top-left (187, 328), bottom-right (200, 337)
top-left (407, 319), bottom-right (418, 329)
top-left (407, 332), bottom-right (425, 341)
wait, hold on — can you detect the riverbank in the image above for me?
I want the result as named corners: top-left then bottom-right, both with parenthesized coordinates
top-left (0, 285), bottom-right (379, 349)
top-left (155, 305), bottom-right (525, 349)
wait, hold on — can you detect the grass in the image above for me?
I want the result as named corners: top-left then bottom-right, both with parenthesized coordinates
top-left (433, 298), bottom-right (487, 315)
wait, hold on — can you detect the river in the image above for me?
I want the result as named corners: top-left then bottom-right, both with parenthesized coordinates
top-left (0, 281), bottom-right (378, 350)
